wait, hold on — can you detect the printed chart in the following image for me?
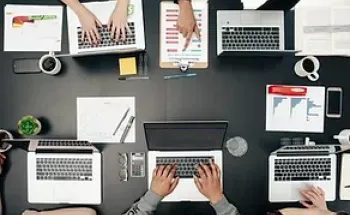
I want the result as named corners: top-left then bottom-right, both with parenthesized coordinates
top-left (266, 85), bottom-right (325, 133)
top-left (160, 1), bottom-right (208, 68)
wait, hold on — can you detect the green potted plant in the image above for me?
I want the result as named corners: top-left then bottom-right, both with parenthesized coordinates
top-left (17, 115), bottom-right (41, 136)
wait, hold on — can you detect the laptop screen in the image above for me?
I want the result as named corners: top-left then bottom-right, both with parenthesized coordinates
top-left (144, 121), bottom-right (228, 151)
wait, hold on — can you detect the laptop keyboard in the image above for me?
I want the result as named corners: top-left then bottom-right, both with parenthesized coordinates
top-left (221, 27), bottom-right (280, 51)
top-left (36, 158), bottom-right (93, 181)
top-left (38, 140), bottom-right (91, 147)
top-left (274, 158), bottom-right (331, 182)
top-left (77, 23), bottom-right (136, 49)
top-left (156, 157), bottom-right (213, 178)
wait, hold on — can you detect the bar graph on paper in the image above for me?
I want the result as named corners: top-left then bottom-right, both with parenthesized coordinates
top-left (266, 85), bottom-right (325, 133)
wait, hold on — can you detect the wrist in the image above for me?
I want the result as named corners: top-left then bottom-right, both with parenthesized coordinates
top-left (209, 194), bottom-right (223, 205)
top-left (116, 0), bottom-right (129, 7)
top-left (178, 0), bottom-right (191, 6)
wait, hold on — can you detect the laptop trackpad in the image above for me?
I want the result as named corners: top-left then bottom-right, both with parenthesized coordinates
top-left (53, 185), bottom-right (72, 203)
top-left (291, 183), bottom-right (310, 200)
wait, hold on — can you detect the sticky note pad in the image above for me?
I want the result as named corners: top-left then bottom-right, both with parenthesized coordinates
top-left (119, 57), bottom-right (137, 76)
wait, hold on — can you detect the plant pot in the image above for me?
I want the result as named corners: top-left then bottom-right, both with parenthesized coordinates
top-left (17, 116), bottom-right (42, 136)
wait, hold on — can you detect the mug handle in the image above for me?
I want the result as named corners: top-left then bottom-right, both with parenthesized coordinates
top-left (307, 72), bottom-right (320, 82)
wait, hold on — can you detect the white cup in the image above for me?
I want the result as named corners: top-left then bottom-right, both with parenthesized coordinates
top-left (294, 56), bottom-right (320, 82)
top-left (334, 129), bottom-right (350, 145)
top-left (39, 51), bottom-right (61, 75)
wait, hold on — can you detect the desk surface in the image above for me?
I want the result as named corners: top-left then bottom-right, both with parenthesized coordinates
top-left (1, 0), bottom-right (350, 215)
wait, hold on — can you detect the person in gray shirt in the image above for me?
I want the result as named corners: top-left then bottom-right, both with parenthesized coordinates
top-left (124, 159), bottom-right (240, 215)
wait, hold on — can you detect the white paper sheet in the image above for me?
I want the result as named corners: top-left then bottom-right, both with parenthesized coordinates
top-left (242, 0), bottom-right (266, 9)
top-left (4, 4), bottom-right (63, 52)
top-left (160, 0), bottom-right (208, 66)
top-left (77, 97), bottom-right (135, 143)
top-left (340, 154), bottom-right (350, 200)
top-left (266, 85), bottom-right (325, 133)
top-left (295, 3), bottom-right (350, 56)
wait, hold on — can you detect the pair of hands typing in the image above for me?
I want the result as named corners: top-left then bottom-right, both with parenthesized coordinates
top-left (150, 159), bottom-right (223, 204)
top-left (73, 0), bottom-right (199, 50)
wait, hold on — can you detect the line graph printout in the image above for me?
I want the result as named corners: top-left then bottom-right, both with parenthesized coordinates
top-left (266, 85), bottom-right (325, 133)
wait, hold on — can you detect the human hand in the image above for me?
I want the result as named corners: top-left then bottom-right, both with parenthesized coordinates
top-left (77, 7), bottom-right (102, 45)
top-left (300, 186), bottom-right (328, 211)
top-left (0, 154), bottom-right (6, 175)
top-left (177, 0), bottom-right (200, 50)
top-left (150, 165), bottom-right (180, 198)
top-left (194, 159), bottom-right (223, 204)
top-left (108, 0), bottom-right (130, 43)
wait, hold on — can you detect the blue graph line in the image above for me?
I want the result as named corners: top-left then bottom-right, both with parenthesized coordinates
top-left (290, 98), bottom-right (306, 117)
top-left (273, 97), bottom-right (287, 115)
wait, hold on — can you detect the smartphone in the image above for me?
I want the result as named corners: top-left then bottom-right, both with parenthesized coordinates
top-left (326, 87), bottom-right (343, 118)
top-left (13, 58), bottom-right (41, 74)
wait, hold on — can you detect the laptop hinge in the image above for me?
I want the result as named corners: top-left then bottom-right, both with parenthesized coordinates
top-left (276, 151), bottom-right (329, 157)
top-left (35, 149), bottom-right (93, 154)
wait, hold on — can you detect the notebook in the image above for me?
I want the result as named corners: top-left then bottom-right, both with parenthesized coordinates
top-left (340, 153), bottom-right (350, 200)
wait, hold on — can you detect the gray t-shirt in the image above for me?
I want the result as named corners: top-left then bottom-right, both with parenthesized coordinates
top-left (123, 191), bottom-right (241, 215)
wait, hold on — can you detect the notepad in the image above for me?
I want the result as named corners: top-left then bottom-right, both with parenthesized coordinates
top-left (77, 97), bottom-right (135, 143)
top-left (340, 153), bottom-right (350, 199)
top-left (119, 57), bottom-right (137, 76)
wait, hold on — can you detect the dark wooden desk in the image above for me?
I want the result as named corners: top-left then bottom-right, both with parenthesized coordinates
top-left (1, 0), bottom-right (350, 214)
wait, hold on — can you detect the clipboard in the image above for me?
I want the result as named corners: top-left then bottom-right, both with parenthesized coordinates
top-left (159, 0), bottom-right (208, 70)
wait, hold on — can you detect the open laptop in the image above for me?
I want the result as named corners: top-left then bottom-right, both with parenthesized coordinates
top-left (217, 10), bottom-right (296, 56)
top-left (145, 121), bottom-right (228, 202)
top-left (269, 144), bottom-right (350, 202)
top-left (67, 0), bottom-right (145, 56)
top-left (27, 139), bottom-right (101, 204)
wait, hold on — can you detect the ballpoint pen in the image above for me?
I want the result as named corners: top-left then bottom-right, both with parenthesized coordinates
top-left (113, 108), bottom-right (130, 135)
top-left (164, 73), bottom-right (197, 80)
top-left (120, 116), bottom-right (135, 143)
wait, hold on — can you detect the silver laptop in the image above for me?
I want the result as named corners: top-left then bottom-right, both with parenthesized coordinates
top-left (269, 144), bottom-right (350, 202)
top-left (27, 140), bottom-right (101, 204)
top-left (145, 121), bottom-right (228, 202)
top-left (217, 10), bottom-right (295, 56)
top-left (67, 0), bottom-right (145, 56)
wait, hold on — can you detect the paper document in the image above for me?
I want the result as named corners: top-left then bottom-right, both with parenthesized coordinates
top-left (340, 153), bottom-right (350, 200)
top-left (266, 85), bottom-right (325, 133)
top-left (160, 0), bottom-right (208, 68)
top-left (242, 0), bottom-right (266, 9)
top-left (295, 5), bottom-right (350, 56)
top-left (4, 4), bottom-right (63, 52)
top-left (77, 97), bottom-right (135, 143)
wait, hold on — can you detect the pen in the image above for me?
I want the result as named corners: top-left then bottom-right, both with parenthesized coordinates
top-left (138, 53), bottom-right (144, 76)
top-left (164, 73), bottom-right (197, 80)
top-left (144, 53), bottom-right (148, 76)
top-left (120, 116), bottom-right (135, 143)
top-left (113, 108), bottom-right (130, 135)
top-left (118, 76), bottom-right (149, 81)
top-left (345, 185), bottom-right (350, 188)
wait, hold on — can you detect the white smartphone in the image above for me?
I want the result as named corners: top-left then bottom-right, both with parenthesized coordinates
top-left (326, 87), bottom-right (343, 118)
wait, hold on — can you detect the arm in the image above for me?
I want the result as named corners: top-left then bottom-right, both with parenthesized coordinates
top-left (123, 191), bottom-right (162, 215)
top-left (60, 0), bottom-right (86, 16)
top-left (60, 0), bottom-right (102, 44)
top-left (194, 160), bottom-right (241, 215)
top-left (124, 165), bottom-right (180, 215)
top-left (211, 196), bottom-right (240, 215)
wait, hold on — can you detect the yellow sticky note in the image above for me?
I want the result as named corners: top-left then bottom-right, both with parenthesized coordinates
top-left (119, 57), bottom-right (137, 76)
